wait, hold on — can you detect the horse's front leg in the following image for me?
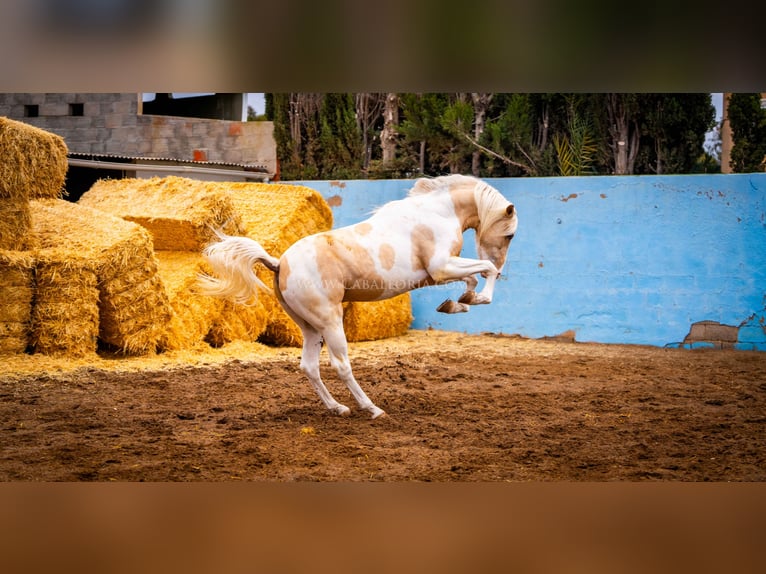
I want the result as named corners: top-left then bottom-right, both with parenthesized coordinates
top-left (432, 257), bottom-right (498, 314)
top-left (458, 270), bottom-right (499, 306)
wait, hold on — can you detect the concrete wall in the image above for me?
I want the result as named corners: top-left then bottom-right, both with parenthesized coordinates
top-left (0, 93), bottom-right (277, 173)
top-left (289, 175), bottom-right (766, 350)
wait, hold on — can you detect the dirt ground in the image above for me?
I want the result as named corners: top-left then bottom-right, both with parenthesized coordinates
top-left (1, 330), bottom-right (765, 481)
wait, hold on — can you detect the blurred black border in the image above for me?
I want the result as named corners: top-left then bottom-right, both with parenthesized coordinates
top-left (1, 0), bottom-right (764, 92)
top-left (2, 1), bottom-right (764, 571)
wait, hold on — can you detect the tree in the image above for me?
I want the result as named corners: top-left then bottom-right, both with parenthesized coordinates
top-left (728, 93), bottom-right (766, 173)
top-left (355, 93), bottom-right (385, 171)
top-left (398, 93), bottom-right (453, 175)
top-left (475, 94), bottom-right (563, 177)
top-left (318, 93), bottom-right (363, 179)
top-left (636, 94), bottom-right (715, 174)
top-left (470, 93), bottom-right (493, 176)
top-left (601, 94), bottom-right (641, 175)
top-left (552, 95), bottom-right (598, 176)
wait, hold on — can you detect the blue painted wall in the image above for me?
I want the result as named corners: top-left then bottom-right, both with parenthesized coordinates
top-left (288, 175), bottom-right (766, 350)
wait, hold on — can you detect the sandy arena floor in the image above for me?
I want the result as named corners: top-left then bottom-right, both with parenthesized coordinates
top-left (1, 330), bottom-right (765, 481)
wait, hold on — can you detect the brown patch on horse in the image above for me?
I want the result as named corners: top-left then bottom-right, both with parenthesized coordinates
top-left (449, 183), bottom-right (479, 231)
top-left (315, 231), bottom-right (385, 302)
top-left (354, 222), bottom-right (372, 235)
top-left (379, 243), bottom-right (395, 270)
top-left (450, 229), bottom-right (463, 257)
top-left (278, 256), bottom-right (291, 292)
top-left (410, 224), bottom-right (435, 272)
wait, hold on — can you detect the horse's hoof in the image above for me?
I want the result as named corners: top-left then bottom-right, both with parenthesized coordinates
top-left (333, 404), bottom-right (351, 416)
top-left (370, 408), bottom-right (387, 420)
top-left (458, 291), bottom-right (476, 304)
top-left (436, 299), bottom-right (469, 314)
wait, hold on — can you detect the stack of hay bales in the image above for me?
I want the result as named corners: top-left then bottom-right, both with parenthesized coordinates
top-left (0, 117), bottom-right (68, 355)
top-left (1, 111), bottom-right (412, 357)
top-left (0, 117), bottom-right (68, 251)
top-left (0, 250), bottom-right (35, 354)
top-left (28, 199), bottom-right (173, 355)
top-left (78, 176), bottom-right (266, 350)
top-left (79, 176), bottom-right (412, 349)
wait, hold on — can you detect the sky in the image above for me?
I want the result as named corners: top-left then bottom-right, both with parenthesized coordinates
top-left (246, 93), bottom-right (265, 118)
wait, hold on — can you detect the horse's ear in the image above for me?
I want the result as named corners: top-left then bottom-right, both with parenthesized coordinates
top-left (506, 204), bottom-right (515, 217)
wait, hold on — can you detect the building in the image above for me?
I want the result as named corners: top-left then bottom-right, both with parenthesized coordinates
top-left (0, 93), bottom-right (277, 200)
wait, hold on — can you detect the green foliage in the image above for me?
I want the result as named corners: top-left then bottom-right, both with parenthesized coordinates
top-left (267, 92), bottom-right (719, 180)
top-left (318, 94), bottom-right (363, 179)
top-left (635, 94), bottom-right (716, 174)
top-left (552, 97), bottom-right (598, 176)
top-left (728, 94), bottom-right (766, 173)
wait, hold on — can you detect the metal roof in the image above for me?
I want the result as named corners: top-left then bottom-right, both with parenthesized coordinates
top-left (67, 151), bottom-right (270, 172)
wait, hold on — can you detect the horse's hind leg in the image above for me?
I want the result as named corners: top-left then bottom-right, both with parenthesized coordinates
top-left (299, 326), bottom-right (351, 416)
top-left (276, 284), bottom-right (350, 416)
top-left (322, 323), bottom-right (386, 419)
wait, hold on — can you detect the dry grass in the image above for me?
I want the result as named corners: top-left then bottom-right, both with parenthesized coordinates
top-left (344, 293), bottom-right (413, 342)
top-left (30, 199), bottom-right (173, 355)
top-left (154, 251), bottom-right (225, 351)
top-left (0, 250), bottom-right (34, 355)
top-left (30, 254), bottom-right (99, 356)
top-left (78, 176), bottom-right (244, 250)
top-left (0, 116), bottom-right (68, 202)
top-left (0, 198), bottom-right (31, 251)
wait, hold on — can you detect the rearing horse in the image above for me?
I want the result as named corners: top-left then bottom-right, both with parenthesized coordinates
top-left (198, 175), bottom-right (518, 419)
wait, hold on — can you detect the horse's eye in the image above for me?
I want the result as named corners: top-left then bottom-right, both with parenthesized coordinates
top-left (506, 234), bottom-right (515, 241)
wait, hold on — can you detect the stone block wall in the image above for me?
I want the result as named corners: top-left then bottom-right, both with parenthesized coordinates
top-left (0, 93), bottom-right (276, 174)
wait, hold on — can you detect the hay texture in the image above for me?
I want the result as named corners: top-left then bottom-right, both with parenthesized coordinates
top-left (0, 250), bottom-right (34, 354)
top-left (31, 253), bottom-right (99, 356)
top-left (154, 252), bottom-right (226, 350)
top-left (0, 116), bottom-right (68, 202)
top-left (78, 176), bottom-right (245, 251)
top-left (0, 198), bottom-right (32, 251)
top-left (343, 293), bottom-right (413, 343)
top-left (30, 199), bottom-right (172, 355)
top-left (0, 117), bottom-right (67, 250)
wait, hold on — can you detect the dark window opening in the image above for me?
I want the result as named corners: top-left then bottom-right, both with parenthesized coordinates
top-left (24, 104), bottom-right (39, 117)
top-left (69, 103), bottom-right (84, 116)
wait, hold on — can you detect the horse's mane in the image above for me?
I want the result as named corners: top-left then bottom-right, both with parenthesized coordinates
top-left (474, 179), bottom-right (516, 240)
top-left (408, 175), bottom-right (515, 239)
top-left (407, 174), bottom-right (474, 197)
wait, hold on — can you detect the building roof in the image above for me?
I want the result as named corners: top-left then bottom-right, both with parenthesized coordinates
top-left (67, 151), bottom-right (270, 172)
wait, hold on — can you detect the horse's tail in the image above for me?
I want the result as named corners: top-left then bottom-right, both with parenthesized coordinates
top-left (197, 230), bottom-right (280, 306)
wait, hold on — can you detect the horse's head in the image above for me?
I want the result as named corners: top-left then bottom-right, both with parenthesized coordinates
top-left (477, 202), bottom-right (518, 272)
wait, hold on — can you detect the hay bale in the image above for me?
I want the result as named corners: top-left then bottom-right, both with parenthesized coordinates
top-left (31, 253), bottom-right (99, 356)
top-left (205, 298), bottom-right (269, 348)
top-left (223, 183), bottom-right (333, 256)
top-left (343, 294), bottom-right (413, 343)
top-left (154, 251), bottom-right (225, 351)
top-left (0, 198), bottom-right (31, 251)
top-left (213, 182), bottom-right (333, 347)
top-left (30, 199), bottom-right (173, 355)
top-left (0, 250), bottom-right (34, 354)
top-left (154, 251), bottom-right (269, 350)
top-left (0, 116), bottom-right (68, 201)
top-left (78, 176), bottom-right (245, 251)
